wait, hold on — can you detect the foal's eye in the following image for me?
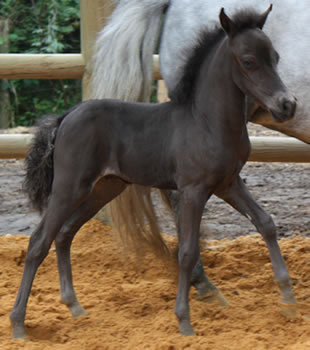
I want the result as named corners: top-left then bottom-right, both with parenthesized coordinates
top-left (242, 58), bottom-right (253, 69)
top-left (240, 56), bottom-right (256, 70)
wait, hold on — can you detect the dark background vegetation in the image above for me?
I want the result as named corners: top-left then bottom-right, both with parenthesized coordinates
top-left (0, 0), bottom-right (81, 127)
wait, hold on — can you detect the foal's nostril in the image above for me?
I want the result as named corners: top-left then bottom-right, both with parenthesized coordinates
top-left (281, 98), bottom-right (296, 118)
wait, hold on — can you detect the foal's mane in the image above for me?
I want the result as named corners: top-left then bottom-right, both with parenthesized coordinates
top-left (170, 8), bottom-right (266, 104)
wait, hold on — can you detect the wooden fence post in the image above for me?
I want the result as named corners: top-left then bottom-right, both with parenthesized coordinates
top-left (80, 0), bottom-right (116, 224)
top-left (80, 0), bottom-right (115, 101)
top-left (0, 18), bottom-right (10, 128)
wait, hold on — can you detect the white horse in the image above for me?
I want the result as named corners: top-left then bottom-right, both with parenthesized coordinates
top-left (91, 0), bottom-right (310, 302)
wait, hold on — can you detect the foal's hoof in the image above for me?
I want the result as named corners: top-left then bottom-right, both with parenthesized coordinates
top-left (69, 302), bottom-right (88, 318)
top-left (280, 303), bottom-right (298, 320)
top-left (196, 289), bottom-right (228, 306)
top-left (11, 323), bottom-right (26, 340)
top-left (179, 320), bottom-right (195, 336)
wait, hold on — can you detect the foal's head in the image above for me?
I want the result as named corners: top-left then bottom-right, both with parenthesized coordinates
top-left (220, 5), bottom-right (296, 122)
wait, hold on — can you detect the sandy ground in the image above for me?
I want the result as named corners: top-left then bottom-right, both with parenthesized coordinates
top-left (1, 219), bottom-right (310, 349)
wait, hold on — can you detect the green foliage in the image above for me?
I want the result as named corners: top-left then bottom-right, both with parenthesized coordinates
top-left (0, 0), bottom-right (81, 127)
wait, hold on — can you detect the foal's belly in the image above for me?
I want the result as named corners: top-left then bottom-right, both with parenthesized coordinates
top-left (102, 155), bottom-right (178, 190)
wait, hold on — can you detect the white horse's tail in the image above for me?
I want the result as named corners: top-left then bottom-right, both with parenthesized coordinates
top-left (91, 0), bottom-right (169, 102)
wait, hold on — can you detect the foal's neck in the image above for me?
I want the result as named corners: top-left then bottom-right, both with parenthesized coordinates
top-left (194, 39), bottom-right (247, 135)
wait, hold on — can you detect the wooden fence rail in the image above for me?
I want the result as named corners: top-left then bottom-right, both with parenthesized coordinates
top-left (0, 54), bottom-right (85, 79)
top-left (0, 54), bottom-right (161, 80)
top-left (1, 134), bottom-right (309, 162)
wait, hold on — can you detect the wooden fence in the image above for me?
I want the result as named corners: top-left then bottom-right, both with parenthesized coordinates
top-left (0, 133), bottom-right (309, 162)
top-left (0, 0), bottom-right (309, 162)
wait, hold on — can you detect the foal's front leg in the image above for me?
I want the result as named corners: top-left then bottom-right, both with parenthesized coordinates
top-left (165, 189), bottom-right (227, 305)
top-left (216, 176), bottom-right (297, 317)
top-left (175, 187), bottom-right (210, 336)
top-left (191, 256), bottom-right (227, 305)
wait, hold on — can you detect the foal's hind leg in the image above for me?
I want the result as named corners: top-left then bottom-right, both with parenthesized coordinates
top-left (216, 176), bottom-right (296, 317)
top-left (10, 181), bottom-right (92, 339)
top-left (55, 177), bottom-right (126, 317)
top-left (165, 189), bottom-right (227, 305)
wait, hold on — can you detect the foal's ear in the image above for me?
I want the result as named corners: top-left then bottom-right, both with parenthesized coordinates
top-left (257, 4), bottom-right (273, 29)
top-left (219, 8), bottom-right (237, 38)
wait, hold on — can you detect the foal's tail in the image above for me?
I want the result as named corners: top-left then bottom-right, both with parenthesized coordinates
top-left (23, 115), bottom-right (61, 213)
top-left (91, 0), bottom-right (169, 101)
top-left (23, 106), bottom-right (77, 213)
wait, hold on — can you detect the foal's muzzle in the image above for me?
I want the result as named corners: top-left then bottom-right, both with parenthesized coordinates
top-left (271, 94), bottom-right (297, 122)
